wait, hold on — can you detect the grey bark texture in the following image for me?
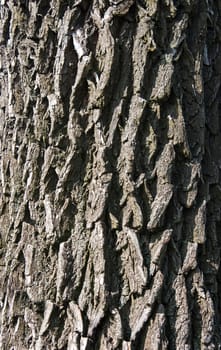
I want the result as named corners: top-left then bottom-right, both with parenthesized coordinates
top-left (0, 0), bottom-right (221, 349)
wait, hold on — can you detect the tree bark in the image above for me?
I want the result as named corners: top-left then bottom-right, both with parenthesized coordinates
top-left (0, 0), bottom-right (221, 349)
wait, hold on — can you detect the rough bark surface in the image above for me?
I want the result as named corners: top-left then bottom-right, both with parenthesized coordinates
top-left (0, 0), bottom-right (221, 349)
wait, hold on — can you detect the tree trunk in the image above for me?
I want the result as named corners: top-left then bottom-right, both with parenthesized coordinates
top-left (0, 0), bottom-right (221, 349)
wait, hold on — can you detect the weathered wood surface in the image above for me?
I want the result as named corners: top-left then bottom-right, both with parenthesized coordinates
top-left (0, 0), bottom-right (221, 349)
